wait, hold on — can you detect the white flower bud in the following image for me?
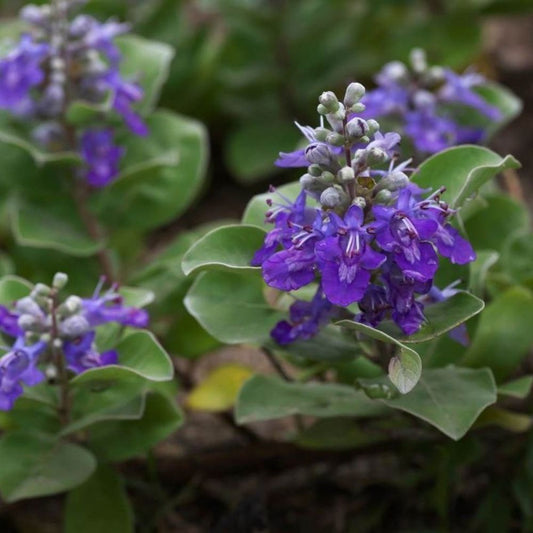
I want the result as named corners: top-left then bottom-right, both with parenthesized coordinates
top-left (338, 167), bottom-right (355, 183)
top-left (320, 187), bottom-right (348, 209)
top-left (346, 117), bottom-right (369, 139)
top-left (318, 91), bottom-right (339, 113)
top-left (343, 82), bottom-right (366, 108)
top-left (52, 272), bottom-right (68, 290)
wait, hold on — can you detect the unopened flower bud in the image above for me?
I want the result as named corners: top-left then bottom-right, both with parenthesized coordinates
top-left (366, 147), bottom-right (389, 166)
top-left (352, 197), bottom-right (366, 209)
top-left (313, 127), bottom-right (330, 142)
top-left (346, 117), bottom-right (369, 139)
top-left (15, 297), bottom-right (43, 317)
top-left (20, 5), bottom-right (48, 27)
top-left (300, 174), bottom-right (324, 194)
top-left (308, 164), bottom-right (323, 177)
top-left (374, 189), bottom-right (393, 204)
top-left (376, 171), bottom-right (409, 193)
top-left (413, 90), bottom-right (435, 110)
top-left (40, 333), bottom-right (51, 344)
top-left (338, 166), bottom-right (355, 183)
top-left (319, 171), bottom-right (335, 185)
top-left (45, 364), bottom-right (57, 380)
top-left (366, 119), bottom-right (380, 136)
top-left (378, 61), bottom-right (409, 85)
top-left (53, 272), bottom-right (68, 290)
top-left (349, 102), bottom-right (366, 113)
top-left (63, 295), bottom-right (82, 315)
top-left (318, 91), bottom-right (339, 113)
top-left (326, 132), bottom-right (345, 146)
top-left (410, 48), bottom-right (427, 74)
top-left (53, 338), bottom-right (62, 349)
top-left (60, 315), bottom-right (90, 338)
top-left (34, 283), bottom-right (51, 296)
top-left (343, 82), bottom-right (365, 108)
top-left (18, 314), bottom-right (41, 332)
top-left (320, 187), bottom-right (348, 209)
top-left (305, 143), bottom-right (334, 166)
top-left (424, 66), bottom-right (445, 86)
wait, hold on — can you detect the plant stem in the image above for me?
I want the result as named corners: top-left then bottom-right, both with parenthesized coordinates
top-left (52, 0), bottom-right (116, 281)
top-left (261, 346), bottom-right (291, 381)
top-left (50, 289), bottom-right (70, 426)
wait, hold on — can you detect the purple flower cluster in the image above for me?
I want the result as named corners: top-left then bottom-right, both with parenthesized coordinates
top-left (253, 82), bottom-right (476, 345)
top-left (358, 49), bottom-right (501, 154)
top-left (0, 274), bottom-right (148, 410)
top-left (0, 1), bottom-right (148, 187)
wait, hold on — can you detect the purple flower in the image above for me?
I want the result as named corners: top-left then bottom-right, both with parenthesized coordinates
top-left (357, 285), bottom-right (390, 328)
top-left (104, 71), bottom-right (148, 136)
top-left (0, 306), bottom-right (22, 338)
top-left (0, 34), bottom-right (49, 114)
top-left (372, 189), bottom-right (439, 282)
top-left (80, 128), bottom-right (124, 187)
top-left (80, 18), bottom-right (130, 67)
top-left (315, 206), bottom-right (386, 306)
top-left (251, 190), bottom-right (314, 266)
top-left (63, 331), bottom-right (118, 374)
top-left (440, 70), bottom-right (501, 121)
top-left (271, 286), bottom-right (333, 345)
top-left (0, 338), bottom-right (46, 411)
top-left (82, 282), bottom-right (149, 328)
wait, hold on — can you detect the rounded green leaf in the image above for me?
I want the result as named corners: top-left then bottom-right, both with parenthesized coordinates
top-left (413, 145), bottom-right (520, 210)
top-left (0, 431), bottom-right (96, 502)
top-left (94, 110), bottom-right (208, 231)
top-left (463, 286), bottom-right (533, 381)
top-left (65, 465), bottom-right (133, 533)
top-left (384, 367), bottom-right (497, 440)
top-left (88, 392), bottom-right (183, 461)
top-left (12, 200), bottom-right (103, 257)
top-left (182, 224), bottom-right (266, 276)
top-left (0, 275), bottom-right (31, 305)
top-left (235, 374), bottom-right (388, 424)
top-left (498, 376), bottom-right (533, 399)
top-left (184, 270), bottom-right (283, 344)
top-left (336, 320), bottom-right (422, 393)
top-left (71, 330), bottom-right (173, 385)
top-left (116, 35), bottom-right (175, 114)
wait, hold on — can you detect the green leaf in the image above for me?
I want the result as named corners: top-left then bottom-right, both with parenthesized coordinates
top-left (182, 224), bottom-right (266, 276)
top-left (498, 376), bottom-right (533, 399)
top-left (185, 270), bottom-right (283, 344)
top-left (379, 291), bottom-right (485, 344)
top-left (71, 330), bottom-right (174, 385)
top-left (475, 82), bottom-right (523, 135)
top-left (336, 320), bottom-right (422, 393)
top-left (61, 382), bottom-right (146, 436)
top-left (0, 431), bottom-right (96, 502)
top-left (387, 349), bottom-right (423, 395)
top-left (242, 181), bottom-right (307, 228)
top-left (226, 121), bottom-right (302, 184)
top-left (413, 145), bottom-right (520, 210)
top-left (275, 325), bottom-right (365, 363)
top-left (118, 286), bottom-right (154, 308)
top-left (88, 392), bottom-right (183, 461)
top-left (117, 35), bottom-right (174, 114)
top-left (64, 465), bottom-right (133, 533)
top-left (463, 286), bottom-right (533, 381)
top-left (187, 364), bottom-right (253, 412)
top-left (501, 232), bottom-right (533, 285)
top-left (235, 374), bottom-right (388, 424)
top-left (0, 111), bottom-right (79, 166)
top-left (384, 367), bottom-right (497, 440)
top-left (12, 200), bottom-right (103, 257)
top-left (0, 275), bottom-right (31, 305)
top-left (469, 250), bottom-right (499, 297)
top-left (94, 110), bottom-right (208, 231)
top-left (464, 194), bottom-right (529, 252)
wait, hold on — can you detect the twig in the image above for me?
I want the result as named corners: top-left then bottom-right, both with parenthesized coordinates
top-left (261, 346), bottom-right (292, 381)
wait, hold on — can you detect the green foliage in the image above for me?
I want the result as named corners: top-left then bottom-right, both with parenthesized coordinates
top-left (235, 374), bottom-right (388, 424)
top-left (64, 465), bottom-right (133, 533)
top-left (0, 431), bottom-right (96, 502)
